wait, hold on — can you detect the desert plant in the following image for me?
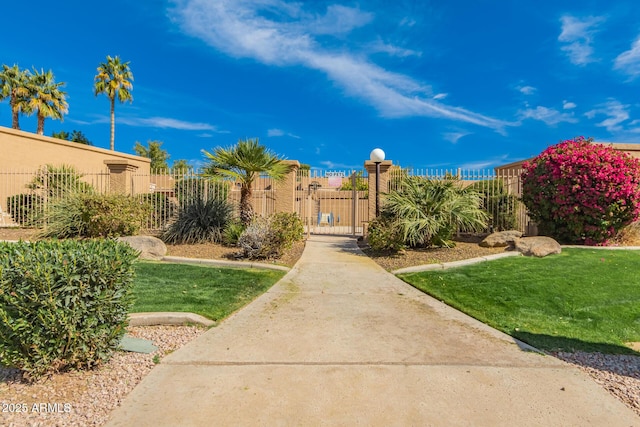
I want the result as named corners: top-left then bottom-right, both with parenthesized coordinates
top-left (0, 239), bottom-right (138, 380)
top-left (161, 197), bottom-right (233, 244)
top-left (6, 193), bottom-right (43, 226)
top-left (202, 138), bottom-right (293, 225)
top-left (366, 213), bottom-right (405, 252)
top-left (469, 179), bottom-right (518, 231)
top-left (382, 176), bottom-right (488, 248)
top-left (38, 192), bottom-right (148, 238)
top-left (237, 213), bottom-right (304, 259)
top-left (522, 137), bottom-right (640, 245)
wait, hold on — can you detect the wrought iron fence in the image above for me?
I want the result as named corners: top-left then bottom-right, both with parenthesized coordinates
top-left (0, 166), bottom-right (532, 235)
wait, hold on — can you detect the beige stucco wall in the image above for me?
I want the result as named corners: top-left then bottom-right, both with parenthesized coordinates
top-left (0, 126), bottom-right (150, 172)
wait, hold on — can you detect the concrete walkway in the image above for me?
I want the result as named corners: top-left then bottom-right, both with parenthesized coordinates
top-left (106, 235), bottom-right (639, 426)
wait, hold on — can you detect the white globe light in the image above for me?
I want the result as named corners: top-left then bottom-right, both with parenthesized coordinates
top-left (370, 148), bottom-right (385, 162)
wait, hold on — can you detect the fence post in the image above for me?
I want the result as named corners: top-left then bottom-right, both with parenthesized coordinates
top-left (273, 160), bottom-right (301, 214)
top-left (364, 159), bottom-right (393, 219)
top-left (104, 160), bottom-right (139, 195)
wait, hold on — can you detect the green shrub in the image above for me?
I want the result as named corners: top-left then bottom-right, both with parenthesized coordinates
top-left (238, 213), bottom-right (304, 259)
top-left (0, 239), bottom-right (138, 380)
top-left (366, 214), bottom-right (405, 252)
top-left (38, 193), bottom-right (149, 239)
top-left (268, 212), bottom-right (304, 254)
top-left (161, 197), bottom-right (233, 244)
top-left (223, 220), bottom-right (246, 246)
top-left (7, 194), bottom-right (43, 226)
top-left (27, 164), bottom-right (93, 197)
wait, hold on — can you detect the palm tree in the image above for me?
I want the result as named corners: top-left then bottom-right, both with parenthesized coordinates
top-left (202, 138), bottom-right (293, 225)
top-left (383, 176), bottom-right (488, 247)
top-left (93, 55), bottom-right (133, 150)
top-left (0, 64), bottom-right (30, 130)
top-left (27, 68), bottom-right (68, 135)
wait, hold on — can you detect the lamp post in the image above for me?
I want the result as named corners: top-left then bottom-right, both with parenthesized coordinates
top-left (370, 148), bottom-right (385, 217)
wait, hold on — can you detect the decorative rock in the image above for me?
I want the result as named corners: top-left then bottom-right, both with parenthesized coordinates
top-left (514, 236), bottom-right (561, 257)
top-left (117, 235), bottom-right (167, 260)
top-left (479, 230), bottom-right (523, 247)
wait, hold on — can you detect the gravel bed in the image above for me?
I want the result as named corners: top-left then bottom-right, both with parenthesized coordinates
top-left (552, 351), bottom-right (640, 417)
top-left (0, 325), bottom-right (206, 427)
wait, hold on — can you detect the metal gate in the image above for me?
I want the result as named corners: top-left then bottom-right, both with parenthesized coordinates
top-left (295, 169), bottom-right (370, 236)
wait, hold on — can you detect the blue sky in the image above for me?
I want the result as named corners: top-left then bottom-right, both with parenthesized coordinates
top-left (3, 0), bottom-right (640, 171)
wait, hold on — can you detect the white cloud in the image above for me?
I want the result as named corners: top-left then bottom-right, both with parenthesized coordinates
top-left (585, 100), bottom-right (630, 132)
top-left (563, 100), bottom-right (577, 110)
top-left (119, 116), bottom-right (219, 131)
top-left (369, 39), bottom-right (422, 58)
top-left (518, 106), bottom-right (578, 126)
top-left (558, 15), bottom-right (603, 65)
top-left (442, 131), bottom-right (469, 144)
top-left (268, 128), bottom-right (285, 137)
top-left (614, 36), bottom-right (640, 79)
top-left (518, 86), bottom-right (536, 95)
top-left (268, 128), bottom-right (300, 138)
top-left (171, 0), bottom-right (510, 131)
top-left (433, 93), bottom-right (448, 100)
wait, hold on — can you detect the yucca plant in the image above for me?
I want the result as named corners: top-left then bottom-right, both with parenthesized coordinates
top-left (382, 176), bottom-right (488, 248)
top-left (162, 197), bottom-right (233, 244)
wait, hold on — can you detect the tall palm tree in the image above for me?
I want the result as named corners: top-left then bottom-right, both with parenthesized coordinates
top-left (0, 64), bottom-right (30, 130)
top-left (27, 68), bottom-right (68, 135)
top-left (202, 138), bottom-right (293, 225)
top-left (93, 55), bottom-right (133, 150)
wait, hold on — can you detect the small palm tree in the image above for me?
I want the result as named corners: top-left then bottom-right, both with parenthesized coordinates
top-left (0, 64), bottom-right (30, 130)
top-left (94, 55), bottom-right (133, 150)
top-left (27, 68), bottom-right (68, 135)
top-left (383, 176), bottom-right (488, 247)
top-left (202, 138), bottom-right (293, 225)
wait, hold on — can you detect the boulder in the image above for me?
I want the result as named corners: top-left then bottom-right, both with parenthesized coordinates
top-left (117, 235), bottom-right (167, 260)
top-left (514, 236), bottom-right (561, 257)
top-left (479, 230), bottom-right (523, 248)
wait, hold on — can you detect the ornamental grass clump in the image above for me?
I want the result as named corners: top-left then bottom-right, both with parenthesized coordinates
top-left (521, 137), bottom-right (640, 245)
top-left (0, 239), bottom-right (139, 381)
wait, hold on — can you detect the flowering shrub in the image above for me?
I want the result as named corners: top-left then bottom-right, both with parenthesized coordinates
top-left (521, 137), bottom-right (640, 245)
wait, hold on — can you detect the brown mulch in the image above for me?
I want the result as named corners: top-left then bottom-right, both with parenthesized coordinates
top-left (358, 234), bottom-right (508, 271)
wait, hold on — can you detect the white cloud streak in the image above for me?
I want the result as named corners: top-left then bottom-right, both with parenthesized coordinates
top-left (558, 15), bottom-right (603, 66)
top-left (170, 0), bottom-right (510, 131)
top-left (518, 106), bottom-right (578, 126)
top-left (518, 85), bottom-right (536, 95)
top-left (119, 116), bottom-right (219, 131)
top-left (614, 36), bottom-right (640, 79)
top-left (563, 100), bottom-right (577, 110)
top-left (585, 100), bottom-right (630, 132)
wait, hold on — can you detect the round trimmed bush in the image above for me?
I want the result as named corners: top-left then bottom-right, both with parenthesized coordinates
top-left (521, 137), bottom-right (640, 245)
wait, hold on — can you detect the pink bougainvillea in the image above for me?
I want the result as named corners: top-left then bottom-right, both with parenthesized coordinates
top-left (521, 136), bottom-right (640, 245)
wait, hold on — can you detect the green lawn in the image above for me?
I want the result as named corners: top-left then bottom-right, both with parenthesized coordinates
top-left (130, 261), bottom-right (286, 322)
top-left (398, 248), bottom-right (640, 354)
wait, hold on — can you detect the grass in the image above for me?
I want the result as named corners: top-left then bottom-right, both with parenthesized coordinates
top-left (130, 261), bottom-right (286, 322)
top-left (398, 248), bottom-right (640, 354)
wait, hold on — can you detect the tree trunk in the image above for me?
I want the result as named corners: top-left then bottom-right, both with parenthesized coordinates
top-left (240, 184), bottom-right (254, 226)
top-left (37, 112), bottom-right (44, 135)
top-left (110, 98), bottom-right (115, 150)
top-left (10, 95), bottom-right (19, 130)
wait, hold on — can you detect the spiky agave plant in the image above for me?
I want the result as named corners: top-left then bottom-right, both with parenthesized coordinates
top-left (161, 197), bottom-right (233, 244)
top-left (382, 176), bottom-right (488, 248)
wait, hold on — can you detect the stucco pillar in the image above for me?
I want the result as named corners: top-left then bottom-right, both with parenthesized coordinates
top-left (365, 160), bottom-right (393, 219)
top-left (104, 160), bottom-right (139, 195)
top-left (273, 160), bottom-right (301, 214)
